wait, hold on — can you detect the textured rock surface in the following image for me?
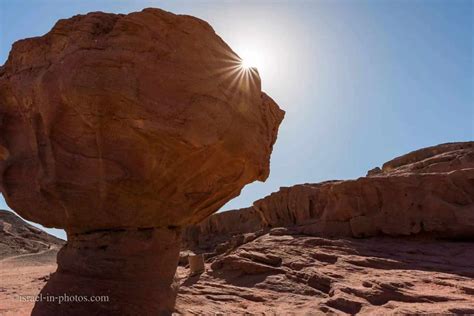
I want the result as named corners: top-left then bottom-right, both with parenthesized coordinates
top-left (183, 142), bottom-right (474, 252)
top-left (182, 207), bottom-right (263, 250)
top-left (3, 232), bottom-right (474, 315)
top-left (254, 142), bottom-right (474, 239)
top-left (176, 233), bottom-right (474, 315)
top-left (176, 142), bottom-right (474, 314)
top-left (0, 8), bottom-right (283, 315)
top-left (34, 228), bottom-right (182, 315)
top-left (0, 8), bottom-right (284, 232)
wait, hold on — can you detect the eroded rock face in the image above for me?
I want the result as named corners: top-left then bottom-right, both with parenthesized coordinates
top-left (176, 143), bottom-right (474, 314)
top-left (38, 228), bottom-right (182, 314)
top-left (183, 142), bottom-right (474, 252)
top-left (254, 142), bottom-right (474, 239)
top-left (0, 8), bottom-right (284, 315)
top-left (182, 207), bottom-right (263, 249)
top-left (177, 233), bottom-right (474, 314)
top-left (0, 8), bottom-right (284, 232)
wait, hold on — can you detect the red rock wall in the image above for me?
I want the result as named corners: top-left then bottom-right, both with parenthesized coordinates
top-left (185, 142), bottom-right (474, 248)
top-left (255, 142), bottom-right (474, 239)
top-left (182, 207), bottom-right (263, 249)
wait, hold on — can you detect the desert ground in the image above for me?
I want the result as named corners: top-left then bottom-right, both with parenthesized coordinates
top-left (1, 213), bottom-right (473, 315)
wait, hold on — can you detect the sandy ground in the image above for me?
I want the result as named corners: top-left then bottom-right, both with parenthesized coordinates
top-left (0, 209), bottom-right (63, 316)
top-left (0, 256), bottom-right (56, 316)
top-left (1, 234), bottom-right (474, 315)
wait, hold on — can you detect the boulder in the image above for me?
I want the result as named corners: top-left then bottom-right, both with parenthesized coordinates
top-left (0, 8), bottom-right (284, 315)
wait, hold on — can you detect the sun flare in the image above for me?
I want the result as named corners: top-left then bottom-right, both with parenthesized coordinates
top-left (238, 47), bottom-right (263, 70)
top-left (241, 58), bottom-right (255, 69)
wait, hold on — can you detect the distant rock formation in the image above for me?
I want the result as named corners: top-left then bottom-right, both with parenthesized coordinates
top-left (182, 207), bottom-right (263, 249)
top-left (184, 142), bottom-right (474, 252)
top-left (0, 8), bottom-right (284, 315)
top-left (0, 209), bottom-right (64, 260)
top-left (255, 142), bottom-right (474, 239)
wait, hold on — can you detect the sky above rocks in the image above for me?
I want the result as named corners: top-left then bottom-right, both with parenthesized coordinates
top-left (1, 0), bottom-right (472, 240)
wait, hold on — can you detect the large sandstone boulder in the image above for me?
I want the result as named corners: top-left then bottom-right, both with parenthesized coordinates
top-left (0, 8), bottom-right (284, 315)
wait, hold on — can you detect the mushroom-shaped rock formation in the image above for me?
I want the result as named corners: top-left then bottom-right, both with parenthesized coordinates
top-left (0, 8), bottom-right (284, 315)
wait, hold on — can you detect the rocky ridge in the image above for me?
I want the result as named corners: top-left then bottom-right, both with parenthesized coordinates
top-left (183, 142), bottom-right (474, 254)
top-left (0, 209), bottom-right (64, 260)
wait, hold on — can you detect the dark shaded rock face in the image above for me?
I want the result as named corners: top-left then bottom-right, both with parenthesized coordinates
top-left (0, 8), bottom-right (284, 315)
top-left (184, 142), bottom-right (474, 254)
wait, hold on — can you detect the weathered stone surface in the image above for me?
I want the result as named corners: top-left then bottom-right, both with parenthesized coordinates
top-left (253, 141), bottom-right (474, 239)
top-left (188, 254), bottom-right (205, 276)
top-left (0, 8), bottom-right (284, 232)
top-left (380, 142), bottom-right (474, 174)
top-left (0, 8), bottom-right (283, 315)
top-left (176, 233), bottom-right (474, 314)
top-left (183, 142), bottom-right (474, 251)
top-left (32, 227), bottom-right (181, 315)
top-left (182, 206), bottom-right (263, 249)
top-left (2, 213), bottom-right (474, 315)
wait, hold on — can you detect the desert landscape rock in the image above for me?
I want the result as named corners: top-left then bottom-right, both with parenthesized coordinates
top-left (254, 141), bottom-right (474, 239)
top-left (176, 233), bottom-right (474, 315)
top-left (182, 206), bottom-right (263, 250)
top-left (183, 141), bottom-right (474, 253)
top-left (175, 142), bottom-right (474, 314)
top-left (0, 209), bottom-right (63, 261)
top-left (0, 8), bottom-right (284, 315)
top-left (2, 214), bottom-right (473, 315)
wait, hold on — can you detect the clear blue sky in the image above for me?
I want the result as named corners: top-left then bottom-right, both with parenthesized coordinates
top-left (1, 0), bottom-right (472, 240)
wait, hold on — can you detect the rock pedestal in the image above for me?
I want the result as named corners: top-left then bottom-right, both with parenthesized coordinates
top-left (32, 228), bottom-right (181, 315)
top-left (188, 254), bottom-right (205, 276)
top-left (0, 8), bottom-right (284, 315)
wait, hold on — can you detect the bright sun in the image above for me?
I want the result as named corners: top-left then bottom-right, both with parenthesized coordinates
top-left (241, 58), bottom-right (254, 69)
top-left (238, 47), bottom-right (264, 70)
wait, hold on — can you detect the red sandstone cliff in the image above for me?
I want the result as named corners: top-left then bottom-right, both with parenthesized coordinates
top-left (183, 141), bottom-right (474, 251)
